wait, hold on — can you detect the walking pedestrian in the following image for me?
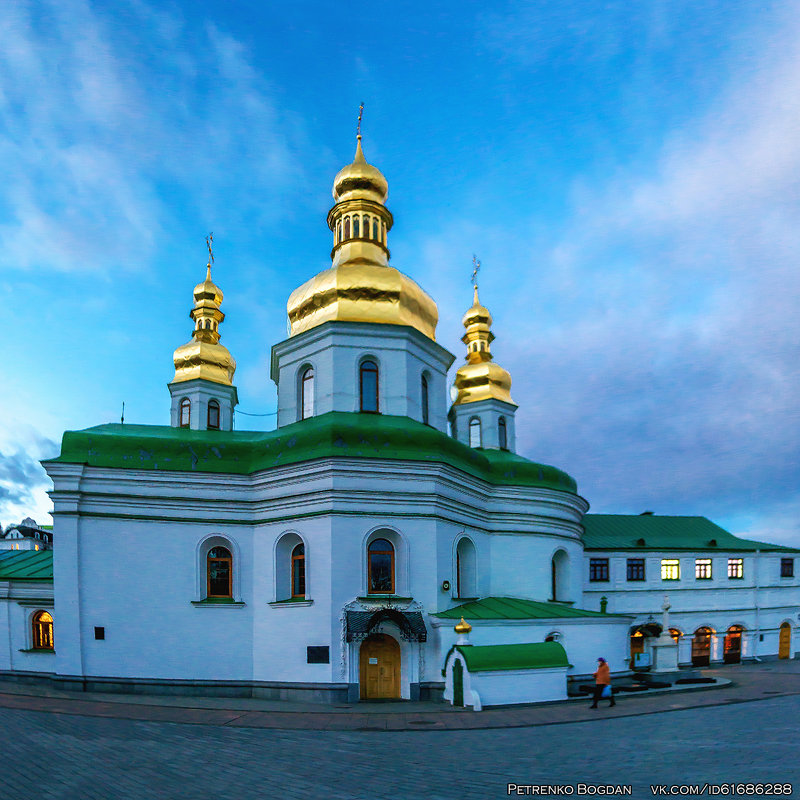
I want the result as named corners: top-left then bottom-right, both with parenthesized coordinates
top-left (590, 657), bottom-right (615, 708)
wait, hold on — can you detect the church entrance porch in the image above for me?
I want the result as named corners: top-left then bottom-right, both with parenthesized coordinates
top-left (359, 634), bottom-right (400, 700)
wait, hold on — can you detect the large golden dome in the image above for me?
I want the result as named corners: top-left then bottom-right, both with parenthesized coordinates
top-left (451, 286), bottom-right (515, 406)
top-left (286, 136), bottom-right (438, 340)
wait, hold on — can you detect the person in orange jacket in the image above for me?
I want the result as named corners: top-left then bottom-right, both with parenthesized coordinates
top-left (590, 657), bottom-right (615, 708)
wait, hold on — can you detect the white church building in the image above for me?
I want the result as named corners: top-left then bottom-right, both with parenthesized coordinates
top-left (0, 135), bottom-right (797, 706)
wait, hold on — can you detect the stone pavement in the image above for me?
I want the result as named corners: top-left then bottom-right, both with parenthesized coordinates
top-left (0, 662), bottom-right (798, 799)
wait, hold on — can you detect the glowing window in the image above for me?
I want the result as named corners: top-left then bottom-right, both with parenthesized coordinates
top-left (32, 611), bottom-right (54, 650)
top-left (728, 558), bottom-right (743, 579)
top-left (695, 558), bottom-right (712, 579)
top-left (207, 546), bottom-right (232, 598)
top-left (661, 559), bottom-right (680, 580)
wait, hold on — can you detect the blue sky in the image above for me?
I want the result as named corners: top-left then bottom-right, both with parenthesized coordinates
top-left (1, 0), bottom-right (798, 545)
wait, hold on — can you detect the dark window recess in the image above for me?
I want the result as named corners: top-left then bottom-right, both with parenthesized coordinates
top-left (626, 558), bottom-right (645, 581)
top-left (94, 627), bottom-right (105, 640)
top-left (781, 558), bottom-right (794, 578)
top-left (589, 558), bottom-right (609, 582)
top-left (307, 646), bottom-right (329, 664)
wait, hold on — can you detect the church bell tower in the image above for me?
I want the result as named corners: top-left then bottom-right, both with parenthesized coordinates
top-left (168, 236), bottom-right (238, 431)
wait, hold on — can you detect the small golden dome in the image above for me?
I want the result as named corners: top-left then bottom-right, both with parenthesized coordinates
top-left (451, 286), bottom-right (516, 407)
top-left (172, 263), bottom-right (236, 386)
top-left (333, 136), bottom-right (388, 204)
top-left (287, 262), bottom-right (438, 340)
top-left (454, 617), bottom-right (472, 634)
top-left (172, 339), bottom-right (236, 385)
top-left (193, 265), bottom-right (223, 305)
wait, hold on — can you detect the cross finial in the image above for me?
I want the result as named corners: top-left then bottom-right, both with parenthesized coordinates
top-left (357, 103), bottom-right (364, 139)
top-left (206, 232), bottom-right (214, 268)
top-left (471, 254), bottom-right (481, 287)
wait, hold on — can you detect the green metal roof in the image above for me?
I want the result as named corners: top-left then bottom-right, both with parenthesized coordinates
top-left (582, 514), bottom-right (796, 552)
top-left (47, 412), bottom-right (578, 494)
top-left (455, 641), bottom-right (569, 672)
top-left (434, 596), bottom-right (615, 620)
top-left (0, 551), bottom-right (53, 581)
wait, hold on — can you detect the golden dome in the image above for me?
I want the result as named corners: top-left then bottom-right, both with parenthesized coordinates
top-left (451, 286), bottom-right (516, 406)
top-left (172, 339), bottom-right (236, 385)
top-left (333, 136), bottom-right (388, 204)
top-left (454, 617), bottom-right (472, 634)
top-left (286, 135), bottom-right (439, 341)
top-left (287, 262), bottom-right (438, 340)
top-left (172, 263), bottom-right (236, 386)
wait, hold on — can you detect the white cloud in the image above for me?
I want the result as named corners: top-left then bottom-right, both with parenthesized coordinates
top-left (0, 0), bottom-right (304, 274)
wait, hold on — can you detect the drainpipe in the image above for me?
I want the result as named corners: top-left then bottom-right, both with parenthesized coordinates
top-left (753, 549), bottom-right (762, 662)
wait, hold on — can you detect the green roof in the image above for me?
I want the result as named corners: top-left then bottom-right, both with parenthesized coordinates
top-left (0, 550), bottom-right (53, 581)
top-left (455, 641), bottom-right (569, 672)
top-left (582, 514), bottom-right (796, 552)
top-left (47, 412), bottom-right (578, 494)
top-left (434, 596), bottom-right (615, 620)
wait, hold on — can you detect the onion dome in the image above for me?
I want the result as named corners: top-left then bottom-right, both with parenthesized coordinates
top-left (454, 617), bottom-right (472, 635)
top-left (451, 285), bottom-right (516, 406)
top-left (332, 136), bottom-right (388, 204)
top-left (286, 135), bottom-right (439, 341)
top-left (172, 264), bottom-right (236, 386)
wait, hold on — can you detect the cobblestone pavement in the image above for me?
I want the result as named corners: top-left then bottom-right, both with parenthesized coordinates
top-left (1, 663), bottom-right (798, 800)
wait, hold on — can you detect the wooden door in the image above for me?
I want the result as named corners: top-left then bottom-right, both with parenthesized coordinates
top-left (359, 634), bottom-right (400, 700)
top-left (723, 627), bottom-right (743, 664)
top-left (779, 623), bottom-right (791, 659)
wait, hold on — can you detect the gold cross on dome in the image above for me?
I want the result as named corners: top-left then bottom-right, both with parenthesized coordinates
top-left (206, 232), bottom-right (214, 266)
top-left (471, 254), bottom-right (481, 286)
top-left (357, 103), bottom-right (364, 138)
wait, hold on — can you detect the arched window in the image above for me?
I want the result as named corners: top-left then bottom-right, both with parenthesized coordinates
top-left (372, 218), bottom-right (379, 240)
top-left (179, 398), bottom-right (191, 428)
top-left (337, 220), bottom-right (342, 243)
top-left (498, 417), bottom-right (507, 449)
top-left (207, 546), bottom-right (232, 598)
top-left (669, 628), bottom-right (683, 643)
top-left (32, 611), bottom-right (53, 650)
top-left (421, 374), bottom-right (429, 425)
top-left (551, 549), bottom-right (569, 601)
top-left (456, 538), bottom-right (477, 598)
top-left (368, 538), bottom-right (394, 594)
top-left (301, 366), bottom-right (315, 420)
top-left (469, 417), bottom-right (481, 448)
top-left (344, 216), bottom-right (351, 239)
top-left (360, 360), bottom-right (379, 412)
top-left (382, 221), bottom-right (386, 242)
top-left (353, 215), bottom-right (360, 237)
top-left (291, 543), bottom-right (306, 599)
top-left (207, 400), bottom-right (220, 430)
